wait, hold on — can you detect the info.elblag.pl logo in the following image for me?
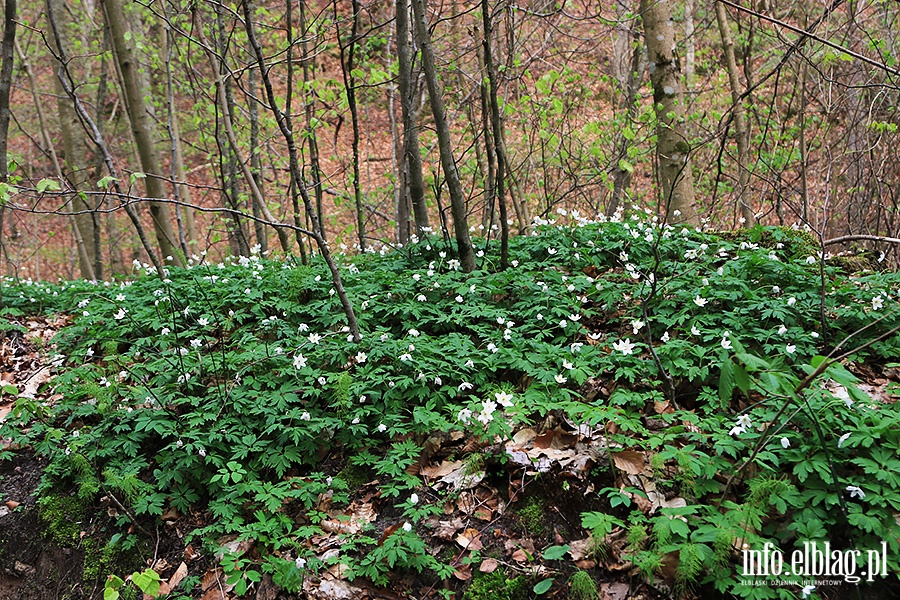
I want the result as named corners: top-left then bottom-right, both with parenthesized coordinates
top-left (742, 541), bottom-right (889, 583)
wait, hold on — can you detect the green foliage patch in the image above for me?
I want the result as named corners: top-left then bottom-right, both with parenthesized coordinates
top-left (3, 218), bottom-right (900, 598)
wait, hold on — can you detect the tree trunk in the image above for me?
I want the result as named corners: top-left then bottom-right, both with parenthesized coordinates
top-left (640, 0), bottom-right (698, 225)
top-left (336, 0), bottom-right (366, 251)
top-left (411, 0), bottom-right (476, 271)
top-left (0, 0), bottom-right (18, 277)
top-left (194, 7), bottom-right (291, 253)
top-left (44, 0), bottom-right (100, 278)
top-left (215, 2), bottom-right (249, 257)
top-left (17, 39), bottom-right (96, 280)
top-left (608, 20), bottom-right (643, 217)
top-left (482, 0), bottom-right (508, 269)
top-left (684, 0), bottom-right (695, 87)
top-left (299, 0), bottom-right (326, 247)
top-left (241, 0), bottom-right (360, 341)
top-left (715, 2), bottom-right (753, 226)
top-left (101, 0), bottom-right (183, 265)
top-left (396, 0), bottom-right (429, 236)
top-left (46, 0), bottom-right (164, 277)
top-left (248, 65), bottom-right (267, 253)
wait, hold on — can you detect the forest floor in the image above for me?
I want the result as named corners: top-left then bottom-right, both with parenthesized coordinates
top-left (2, 220), bottom-right (900, 600)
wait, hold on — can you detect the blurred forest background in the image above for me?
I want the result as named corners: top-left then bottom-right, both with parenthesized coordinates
top-left (0, 0), bottom-right (898, 280)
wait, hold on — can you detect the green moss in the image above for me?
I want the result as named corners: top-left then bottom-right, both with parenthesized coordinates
top-left (515, 495), bottom-right (546, 537)
top-left (827, 253), bottom-right (877, 273)
top-left (336, 462), bottom-right (372, 489)
top-left (37, 493), bottom-right (86, 547)
top-left (464, 570), bottom-right (528, 600)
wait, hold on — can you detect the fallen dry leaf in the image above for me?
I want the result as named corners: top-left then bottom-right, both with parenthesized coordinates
top-left (184, 544), bottom-right (200, 562)
top-left (453, 564), bottom-right (472, 581)
top-left (456, 528), bottom-right (483, 551)
top-left (473, 508), bottom-right (492, 521)
top-left (168, 562), bottom-right (188, 590)
top-left (533, 428), bottom-right (578, 450)
top-left (511, 548), bottom-right (529, 562)
top-left (431, 517), bottom-right (464, 540)
top-left (479, 558), bottom-right (499, 573)
top-left (378, 524), bottom-right (402, 545)
top-left (321, 501), bottom-right (377, 535)
top-left (567, 537), bottom-right (595, 561)
top-left (198, 588), bottom-right (227, 600)
top-left (511, 428), bottom-right (537, 446)
top-left (420, 460), bottom-right (464, 479)
top-left (600, 581), bottom-right (631, 600)
top-left (612, 450), bottom-right (645, 475)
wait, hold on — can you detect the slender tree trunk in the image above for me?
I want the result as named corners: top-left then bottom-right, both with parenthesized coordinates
top-left (16, 39), bottom-right (96, 280)
top-left (299, 0), bottom-right (325, 247)
top-left (336, 0), bottom-right (366, 251)
top-left (482, 0), bottom-right (508, 269)
top-left (194, 8), bottom-right (291, 253)
top-left (798, 59), bottom-right (809, 223)
top-left (46, 0), bottom-right (164, 276)
top-left (396, 0), bottom-right (429, 236)
top-left (94, 26), bottom-right (125, 276)
top-left (608, 22), bottom-right (643, 217)
top-left (0, 0), bottom-right (13, 178)
top-left (45, 0), bottom-right (101, 278)
top-left (159, 5), bottom-right (195, 255)
top-left (640, 0), bottom-right (698, 225)
top-left (411, 0), bottom-right (476, 271)
top-left (248, 65), bottom-right (267, 253)
top-left (385, 19), bottom-right (409, 244)
top-left (101, 0), bottom-right (182, 265)
top-left (715, 2), bottom-right (753, 226)
top-left (161, 7), bottom-right (189, 257)
top-left (214, 3), bottom-right (249, 257)
top-left (241, 0), bottom-right (360, 340)
top-left (476, 38), bottom-right (497, 235)
top-left (0, 0), bottom-right (12, 272)
top-left (684, 0), bottom-right (695, 87)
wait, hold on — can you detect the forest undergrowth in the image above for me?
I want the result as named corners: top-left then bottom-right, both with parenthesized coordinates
top-left (1, 215), bottom-right (900, 600)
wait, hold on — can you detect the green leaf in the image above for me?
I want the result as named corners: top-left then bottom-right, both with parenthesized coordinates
top-left (36, 178), bottom-right (61, 193)
top-left (103, 575), bottom-right (124, 600)
top-left (542, 545), bottom-right (569, 560)
top-left (719, 359), bottom-right (734, 404)
top-left (733, 363), bottom-right (751, 395)
top-left (131, 569), bottom-right (160, 596)
top-left (533, 578), bottom-right (554, 594)
top-left (97, 175), bottom-right (118, 188)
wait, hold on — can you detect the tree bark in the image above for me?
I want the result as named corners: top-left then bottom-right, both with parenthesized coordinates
top-left (46, 0), bottom-right (164, 277)
top-left (44, 0), bottom-right (100, 278)
top-left (241, 0), bottom-right (360, 341)
top-left (608, 20), bottom-right (643, 217)
top-left (298, 0), bottom-right (325, 247)
top-left (396, 0), bottom-right (429, 236)
top-left (715, 2), bottom-right (753, 226)
top-left (640, 0), bottom-right (698, 225)
top-left (16, 38), bottom-right (96, 280)
top-left (101, 0), bottom-right (183, 265)
top-left (248, 65), bottom-right (267, 253)
top-left (482, 0), bottom-right (508, 269)
top-left (411, 0), bottom-right (476, 271)
top-left (336, 0), bottom-right (366, 251)
top-left (193, 8), bottom-right (291, 253)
